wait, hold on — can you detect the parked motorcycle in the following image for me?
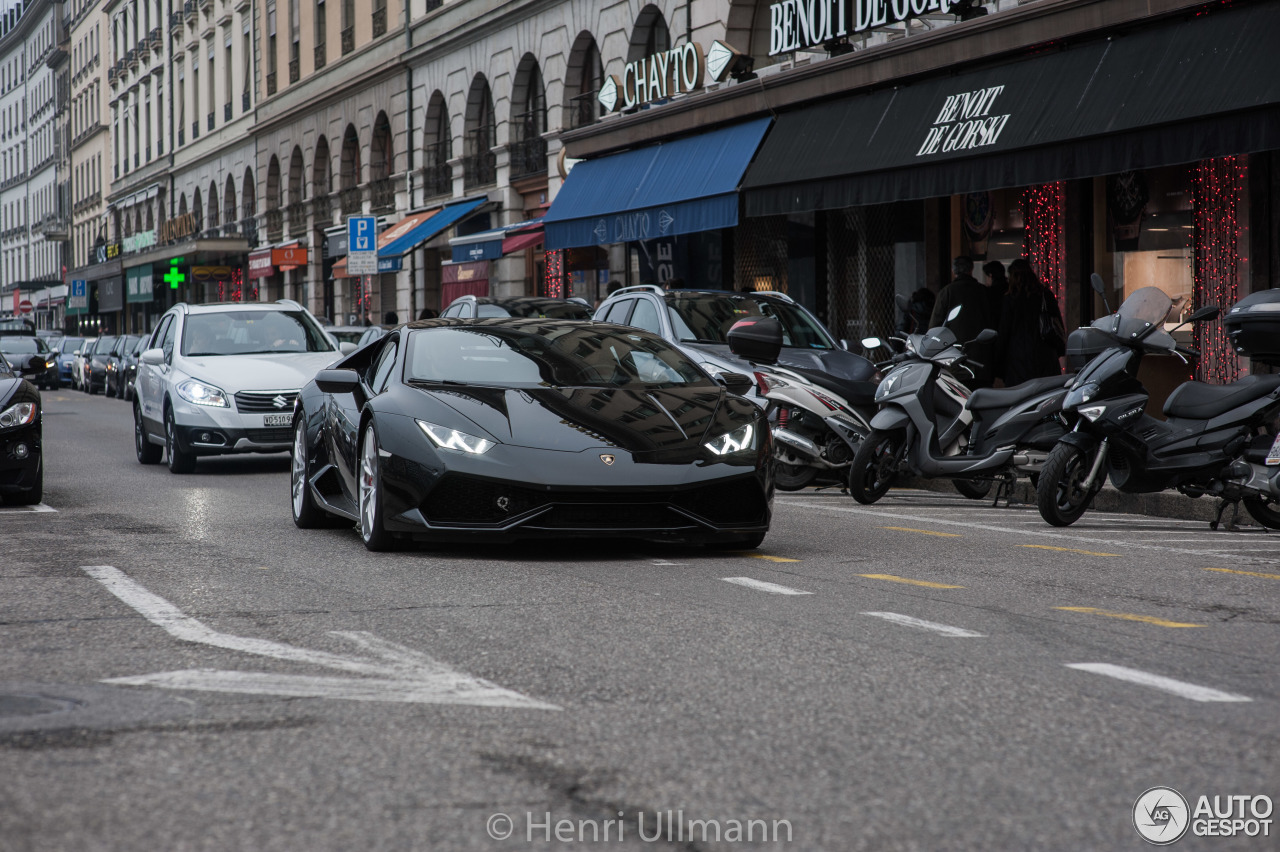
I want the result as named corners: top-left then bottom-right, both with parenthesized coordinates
top-left (728, 318), bottom-right (876, 490)
top-left (848, 309), bottom-right (1072, 504)
top-left (1035, 276), bottom-right (1280, 528)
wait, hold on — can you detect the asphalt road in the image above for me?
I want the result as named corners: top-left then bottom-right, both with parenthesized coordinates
top-left (1, 390), bottom-right (1277, 851)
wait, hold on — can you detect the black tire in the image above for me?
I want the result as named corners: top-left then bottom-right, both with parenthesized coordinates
top-left (1036, 443), bottom-right (1098, 527)
top-left (135, 403), bottom-right (162, 464)
top-left (358, 421), bottom-right (395, 551)
top-left (1242, 496), bottom-right (1280, 530)
top-left (291, 417), bottom-right (332, 529)
top-left (849, 429), bottom-right (905, 505)
top-left (706, 531), bottom-right (767, 550)
top-left (10, 460), bottom-right (42, 505)
top-left (774, 461), bottom-right (817, 491)
top-left (165, 405), bottom-right (196, 474)
top-left (953, 479), bottom-right (993, 500)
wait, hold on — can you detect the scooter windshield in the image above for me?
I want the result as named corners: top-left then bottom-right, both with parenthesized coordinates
top-left (1095, 286), bottom-right (1174, 345)
top-left (915, 327), bottom-right (958, 359)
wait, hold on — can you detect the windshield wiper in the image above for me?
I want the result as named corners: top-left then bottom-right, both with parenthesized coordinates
top-left (408, 378), bottom-right (471, 387)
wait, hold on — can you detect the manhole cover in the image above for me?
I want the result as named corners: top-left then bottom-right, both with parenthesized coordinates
top-left (0, 694), bottom-right (79, 718)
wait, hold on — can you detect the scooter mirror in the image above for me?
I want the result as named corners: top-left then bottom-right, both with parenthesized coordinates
top-left (946, 304), bottom-right (961, 323)
top-left (1189, 305), bottom-right (1220, 323)
top-left (1090, 273), bottom-right (1106, 295)
top-left (972, 328), bottom-right (998, 344)
top-left (861, 336), bottom-right (883, 350)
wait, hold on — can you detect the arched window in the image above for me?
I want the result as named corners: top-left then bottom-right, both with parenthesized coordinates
top-left (242, 167), bottom-right (256, 222)
top-left (370, 111), bottom-right (394, 211)
top-left (422, 90), bottom-right (451, 198)
top-left (627, 5), bottom-right (670, 62)
top-left (265, 156), bottom-right (281, 239)
top-left (312, 137), bottom-right (330, 224)
top-left (510, 54), bottom-right (546, 180)
top-left (207, 182), bottom-right (219, 230)
top-left (224, 175), bottom-right (236, 233)
top-left (564, 32), bottom-right (603, 129)
top-left (463, 75), bottom-right (495, 189)
top-left (192, 188), bottom-right (203, 232)
top-left (339, 124), bottom-right (361, 216)
top-left (287, 146), bottom-right (305, 235)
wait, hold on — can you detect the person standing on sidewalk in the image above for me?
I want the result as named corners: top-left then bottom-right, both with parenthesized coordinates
top-left (997, 257), bottom-right (1066, 387)
top-left (929, 255), bottom-right (996, 388)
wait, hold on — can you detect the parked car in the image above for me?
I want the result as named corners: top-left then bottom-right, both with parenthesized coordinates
top-left (291, 317), bottom-right (771, 550)
top-left (118, 335), bottom-right (150, 401)
top-left (0, 351), bottom-right (43, 504)
top-left (105, 335), bottom-right (141, 398)
top-left (353, 324), bottom-right (397, 348)
top-left (0, 335), bottom-right (59, 390)
top-left (49, 336), bottom-right (82, 387)
top-left (593, 286), bottom-right (878, 406)
top-left (83, 335), bottom-right (117, 395)
top-left (71, 338), bottom-right (97, 391)
top-left (326, 326), bottom-right (369, 347)
top-left (439, 295), bottom-right (595, 320)
top-left (134, 300), bottom-right (343, 473)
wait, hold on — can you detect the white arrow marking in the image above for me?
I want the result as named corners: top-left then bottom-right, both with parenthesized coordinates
top-left (83, 565), bottom-right (558, 709)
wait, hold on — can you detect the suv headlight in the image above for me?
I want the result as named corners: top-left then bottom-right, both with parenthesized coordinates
top-left (176, 379), bottom-right (229, 407)
top-left (417, 420), bottom-right (494, 454)
top-left (0, 401), bottom-right (37, 429)
top-left (705, 422), bottom-right (755, 456)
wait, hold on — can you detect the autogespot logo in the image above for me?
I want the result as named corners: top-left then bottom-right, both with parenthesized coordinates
top-left (1134, 787), bottom-right (1190, 845)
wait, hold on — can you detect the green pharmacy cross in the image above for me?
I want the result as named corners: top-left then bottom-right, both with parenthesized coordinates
top-left (164, 265), bottom-right (185, 289)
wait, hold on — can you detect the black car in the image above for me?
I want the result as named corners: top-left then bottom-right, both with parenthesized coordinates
top-left (0, 335), bottom-right (58, 390)
top-left (105, 334), bottom-right (141, 398)
top-left (0, 352), bottom-right (42, 504)
top-left (291, 317), bottom-right (772, 551)
top-left (118, 335), bottom-right (150, 400)
top-left (84, 335), bottom-right (117, 395)
top-left (440, 295), bottom-right (595, 320)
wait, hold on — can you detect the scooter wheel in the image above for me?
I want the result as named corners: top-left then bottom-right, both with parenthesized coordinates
top-left (1242, 496), bottom-right (1280, 529)
top-left (849, 429), bottom-right (904, 505)
top-left (775, 462), bottom-right (818, 491)
top-left (953, 479), bottom-right (993, 500)
top-left (1036, 443), bottom-right (1096, 526)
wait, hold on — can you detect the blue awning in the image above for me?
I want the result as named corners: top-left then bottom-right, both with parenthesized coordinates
top-left (543, 117), bottom-right (772, 250)
top-left (448, 217), bottom-right (543, 263)
top-left (378, 198), bottom-right (487, 260)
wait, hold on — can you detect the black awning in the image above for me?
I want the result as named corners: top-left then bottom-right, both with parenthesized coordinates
top-left (743, 2), bottom-right (1280, 216)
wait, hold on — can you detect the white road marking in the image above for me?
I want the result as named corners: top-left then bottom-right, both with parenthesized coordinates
top-left (781, 500), bottom-right (1257, 559)
top-left (82, 565), bottom-right (558, 709)
top-left (860, 612), bottom-right (985, 638)
top-left (722, 576), bottom-right (812, 596)
top-left (1066, 663), bottom-right (1251, 703)
top-left (0, 503), bottom-right (56, 514)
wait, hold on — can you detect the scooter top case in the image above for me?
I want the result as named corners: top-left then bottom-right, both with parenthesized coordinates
top-left (1224, 288), bottom-right (1280, 366)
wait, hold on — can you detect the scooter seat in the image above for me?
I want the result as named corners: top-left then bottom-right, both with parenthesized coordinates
top-left (787, 366), bottom-right (878, 407)
top-left (967, 374), bottom-right (1072, 411)
top-left (1163, 374), bottom-right (1280, 419)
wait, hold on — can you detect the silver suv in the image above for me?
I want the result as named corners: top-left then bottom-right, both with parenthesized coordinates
top-left (134, 300), bottom-right (341, 473)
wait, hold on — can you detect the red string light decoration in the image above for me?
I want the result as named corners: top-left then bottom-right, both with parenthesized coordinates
top-left (231, 268), bottom-right (243, 303)
top-left (1192, 156), bottom-right (1247, 384)
top-left (1023, 181), bottom-right (1066, 319)
top-left (544, 250), bottom-right (563, 299)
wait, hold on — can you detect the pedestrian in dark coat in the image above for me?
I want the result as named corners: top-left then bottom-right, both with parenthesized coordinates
top-left (929, 256), bottom-right (996, 388)
top-left (998, 258), bottom-right (1065, 387)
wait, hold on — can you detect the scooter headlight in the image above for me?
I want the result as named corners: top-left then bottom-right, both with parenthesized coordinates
top-left (1079, 405), bottom-right (1107, 422)
top-left (1064, 381), bottom-right (1101, 410)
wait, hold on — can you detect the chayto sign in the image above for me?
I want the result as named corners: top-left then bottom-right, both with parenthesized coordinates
top-left (599, 43), bottom-right (705, 113)
top-left (769, 0), bottom-right (974, 56)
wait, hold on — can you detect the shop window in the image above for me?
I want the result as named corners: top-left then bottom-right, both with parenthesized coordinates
top-left (1106, 165), bottom-right (1195, 330)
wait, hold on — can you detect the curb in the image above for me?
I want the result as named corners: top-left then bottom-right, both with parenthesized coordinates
top-left (897, 476), bottom-right (1232, 525)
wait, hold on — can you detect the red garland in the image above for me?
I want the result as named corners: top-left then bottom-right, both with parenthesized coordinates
top-left (1192, 156), bottom-right (1246, 384)
top-left (1023, 181), bottom-right (1066, 321)
top-left (544, 250), bottom-right (562, 299)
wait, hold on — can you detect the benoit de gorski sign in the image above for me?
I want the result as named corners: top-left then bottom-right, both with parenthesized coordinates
top-left (769, 0), bottom-right (976, 55)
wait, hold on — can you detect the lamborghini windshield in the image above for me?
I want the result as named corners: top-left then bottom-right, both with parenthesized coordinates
top-left (406, 325), bottom-right (714, 389)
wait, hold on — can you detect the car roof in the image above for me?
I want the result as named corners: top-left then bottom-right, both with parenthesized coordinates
top-left (182, 301), bottom-right (305, 314)
top-left (403, 316), bottom-right (644, 336)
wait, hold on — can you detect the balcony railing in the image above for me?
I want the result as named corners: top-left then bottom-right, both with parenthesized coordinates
top-left (125, 48), bottom-right (139, 70)
top-left (568, 92), bottom-right (597, 129)
top-left (184, 0), bottom-right (196, 22)
top-left (508, 135), bottom-right (547, 180)
top-left (137, 38), bottom-right (149, 61)
top-left (286, 202), bottom-right (307, 237)
top-left (289, 57), bottom-right (299, 84)
top-left (169, 11), bottom-right (184, 31)
top-left (370, 177), bottom-right (394, 213)
top-left (266, 72), bottom-right (277, 95)
top-left (341, 26), bottom-right (354, 55)
top-left (207, 112), bottom-right (214, 131)
top-left (425, 0), bottom-right (442, 10)
top-left (264, 209), bottom-right (283, 241)
top-left (311, 193), bottom-right (331, 224)
top-left (314, 43), bottom-right (326, 70)
top-left (149, 27), bottom-right (163, 50)
top-left (372, 7), bottom-right (386, 36)
top-left (340, 186), bottom-right (362, 216)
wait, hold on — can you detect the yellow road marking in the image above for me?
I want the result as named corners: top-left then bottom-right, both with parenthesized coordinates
top-left (1054, 607), bottom-right (1203, 628)
top-left (860, 573), bottom-right (964, 589)
top-left (880, 526), bottom-right (963, 538)
top-left (1019, 544), bottom-right (1119, 557)
top-left (732, 553), bottom-right (800, 563)
top-left (1204, 567), bottom-right (1280, 580)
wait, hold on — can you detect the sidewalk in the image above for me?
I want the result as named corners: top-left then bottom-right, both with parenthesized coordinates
top-left (897, 476), bottom-right (1246, 526)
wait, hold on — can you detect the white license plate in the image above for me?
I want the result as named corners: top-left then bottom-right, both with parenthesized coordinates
top-left (1267, 433), bottom-right (1280, 466)
top-left (263, 414), bottom-right (291, 427)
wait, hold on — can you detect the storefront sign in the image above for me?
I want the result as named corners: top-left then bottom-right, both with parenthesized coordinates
top-left (915, 84), bottom-right (1011, 157)
top-left (378, 256), bottom-right (402, 273)
top-left (599, 42), bottom-right (705, 113)
top-left (442, 261), bottom-right (488, 284)
top-left (192, 266), bottom-right (234, 281)
top-left (768, 0), bottom-right (969, 55)
top-left (248, 249), bottom-right (275, 279)
top-left (126, 264), bottom-right (154, 303)
top-left (271, 246), bottom-right (308, 268)
top-left (160, 212), bottom-right (198, 242)
top-left (123, 230), bottom-right (157, 253)
top-left (98, 276), bottom-right (124, 313)
top-left (96, 242), bottom-right (122, 263)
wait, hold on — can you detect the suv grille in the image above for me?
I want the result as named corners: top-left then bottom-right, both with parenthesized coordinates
top-left (244, 427), bottom-right (294, 444)
top-left (235, 390), bottom-right (299, 412)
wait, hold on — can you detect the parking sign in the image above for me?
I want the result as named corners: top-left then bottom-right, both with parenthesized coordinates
top-left (69, 279), bottom-right (88, 309)
top-left (347, 216), bottom-right (378, 275)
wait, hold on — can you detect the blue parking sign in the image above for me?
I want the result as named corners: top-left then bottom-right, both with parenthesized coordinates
top-left (348, 216), bottom-right (376, 253)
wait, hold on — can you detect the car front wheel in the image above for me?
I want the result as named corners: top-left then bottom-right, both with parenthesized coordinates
top-left (358, 421), bottom-right (395, 551)
top-left (292, 417), bottom-right (332, 528)
top-left (165, 405), bottom-right (196, 474)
